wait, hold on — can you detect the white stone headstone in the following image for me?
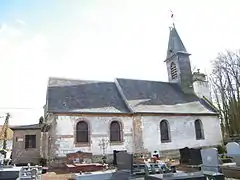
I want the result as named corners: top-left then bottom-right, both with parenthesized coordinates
top-left (226, 142), bottom-right (240, 155)
top-left (201, 148), bottom-right (220, 172)
top-left (226, 142), bottom-right (240, 166)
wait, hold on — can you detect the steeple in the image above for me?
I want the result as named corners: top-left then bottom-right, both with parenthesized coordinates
top-left (166, 26), bottom-right (190, 60)
top-left (165, 24), bottom-right (194, 94)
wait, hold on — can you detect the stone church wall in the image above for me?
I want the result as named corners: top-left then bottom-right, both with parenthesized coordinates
top-left (141, 115), bottom-right (222, 156)
top-left (51, 115), bottom-right (133, 161)
top-left (45, 113), bottom-right (222, 167)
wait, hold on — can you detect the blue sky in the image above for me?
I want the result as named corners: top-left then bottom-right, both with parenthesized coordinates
top-left (0, 0), bottom-right (240, 125)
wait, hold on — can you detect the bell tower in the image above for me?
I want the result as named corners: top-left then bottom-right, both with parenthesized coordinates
top-left (165, 24), bottom-right (194, 94)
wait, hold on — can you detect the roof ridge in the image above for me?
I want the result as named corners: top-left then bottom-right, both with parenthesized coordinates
top-left (49, 77), bottom-right (172, 85)
top-left (114, 79), bottom-right (134, 113)
top-left (48, 76), bottom-right (114, 83)
top-left (116, 78), bottom-right (172, 84)
top-left (48, 77), bottom-right (115, 87)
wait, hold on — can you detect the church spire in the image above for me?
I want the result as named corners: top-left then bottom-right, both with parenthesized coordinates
top-left (165, 12), bottom-right (189, 61)
top-left (166, 26), bottom-right (189, 61)
top-left (165, 13), bottom-right (194, 94)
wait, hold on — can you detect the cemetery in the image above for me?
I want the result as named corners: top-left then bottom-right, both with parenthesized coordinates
top-left (0, 142), bottom-right (238, 179)
top-left (56, 141), bottom-right (240, 180)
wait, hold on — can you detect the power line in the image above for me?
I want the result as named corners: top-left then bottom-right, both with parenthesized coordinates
top-left (0, 107), bottom-right (42, 110)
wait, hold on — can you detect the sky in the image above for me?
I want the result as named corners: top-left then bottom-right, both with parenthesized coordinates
top-left (0, 0), bottom-right (240, 125)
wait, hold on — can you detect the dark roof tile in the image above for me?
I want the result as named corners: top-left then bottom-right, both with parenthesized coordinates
top-left (46, 77), bottom-right (129, 113)
top-left (116, 78), bottom-right (216, 114)
top-left (45, 77), bottom-right (216, 114)
top-left (10, 124), bottom-right (41, 130)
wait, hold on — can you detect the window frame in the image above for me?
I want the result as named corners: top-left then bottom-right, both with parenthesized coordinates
top-left (76, 121), bottom-right (89, 144)
top-left (170, 62), bottom-right (177, 80)
top-left (160, 120), bottom-right (171, 143)
top-left (195, 119), bottom-right (205, 140)
top-left (25, 135), bottom-right (36, 149)
top-left (110, 121), bottom-right (122, 143)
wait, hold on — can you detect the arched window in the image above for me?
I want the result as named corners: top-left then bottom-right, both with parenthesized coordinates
top-left (76, 121), bottom-right (89, 143)
top-left (195, 119), bottom-right (204, 140)
top-left (170, 62), bottom-right (177, 80)
top-left (110, 121), bottom-right (122, 142)
top-left (160, 120), bottom-right (171, 143)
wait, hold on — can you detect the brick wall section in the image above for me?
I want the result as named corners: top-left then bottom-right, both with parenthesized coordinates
top-left (48, 116), bottom-right (59, 167)
top-left (132, 116), bottom-right (145, 153)
top-left (41, 132), bottom-right (48, 159)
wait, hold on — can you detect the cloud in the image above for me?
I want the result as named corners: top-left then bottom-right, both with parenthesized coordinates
top-left (0, 23), bottom-right (7, 33)
top-left (0, 20), bottom-right (49, 119)
top-left (16, 19), bottom-right (26, 25)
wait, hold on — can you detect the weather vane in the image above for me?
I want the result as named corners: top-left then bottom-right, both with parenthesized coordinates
top-left (169, 10), bottom-right (175, 27)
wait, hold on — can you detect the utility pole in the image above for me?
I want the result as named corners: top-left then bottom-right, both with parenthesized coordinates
top-left (2, 113), bottom-right (10, 150)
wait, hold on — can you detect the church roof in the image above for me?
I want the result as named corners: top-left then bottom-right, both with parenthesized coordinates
top-left (45, 77), bottom-right (217, 115)
top-left (10, 124), bottom-right (41, 130)
top-left (46, 77), bottom-right (130, 113)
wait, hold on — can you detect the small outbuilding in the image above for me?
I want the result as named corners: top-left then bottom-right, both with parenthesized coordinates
top-left (10, 124), bottom-right (41, 165)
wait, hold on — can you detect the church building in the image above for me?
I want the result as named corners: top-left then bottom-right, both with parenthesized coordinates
top-left (42, 25), bottom-right (222, 166)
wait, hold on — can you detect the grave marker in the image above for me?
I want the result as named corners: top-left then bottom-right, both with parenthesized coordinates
top-left (201, 148), bottom-right (220, 173)
top-left (115, 151), bottom-right (133, 171)
top-left (110, 151), bottom-right (133, 180)
top-left (226, 142), bottom-right (240, 166)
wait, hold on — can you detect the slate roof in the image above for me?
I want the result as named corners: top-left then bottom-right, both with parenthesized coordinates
top-left (116, 78), bottom-right (216, 114)
top-left (46, 77), bottom-right (129, 113)
top-left (10, 124), bottom-right (41, 130)
top-left (45, 77), bottom-right (217, 115)
top-left (166, 26), bottom-right (189, 61)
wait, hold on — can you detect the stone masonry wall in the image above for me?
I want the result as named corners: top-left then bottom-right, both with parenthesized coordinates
top-left (48, 114), bottom-right (133, 167)
top-left (141, 115), bottom-right (222, 154)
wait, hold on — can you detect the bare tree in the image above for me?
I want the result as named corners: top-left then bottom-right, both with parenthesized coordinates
top-left (210, 50), bottom-right (240, 139)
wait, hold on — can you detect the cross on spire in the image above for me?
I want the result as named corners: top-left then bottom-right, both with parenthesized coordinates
top-left (170, 10), bottom-right (175, 27)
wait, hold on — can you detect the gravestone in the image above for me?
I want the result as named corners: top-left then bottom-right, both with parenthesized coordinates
top-left (110, 152), bottom-right (133, 180)
top-left (113, 150), bottom-right (127, 165)
top-left (180, 147), bottom-right (202, 165)
top-left (67, 151), bottom-right (92, 164)
top-left (201, 148), bottom-right (220, 172)
top-left (226, 142), bottom-right (240, 166)
top-left (115, 151), bottom-right (133, 171)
